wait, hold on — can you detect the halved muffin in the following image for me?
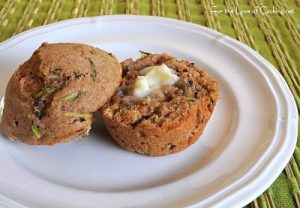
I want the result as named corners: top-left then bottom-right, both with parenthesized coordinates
top-left (1, 43), bottom-right (122, 145)
top-left (100, 53), bottom-right (219, 156)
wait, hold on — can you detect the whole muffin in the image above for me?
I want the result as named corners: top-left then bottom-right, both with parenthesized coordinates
top-left (1, 43), bottom-right (122, 145)
top-left (100, 53), bottom-right (219, 156)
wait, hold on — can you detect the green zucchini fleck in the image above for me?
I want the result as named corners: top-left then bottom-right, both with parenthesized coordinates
top-left (86, 58), bottom-right (97, 80)
top-left (139, 50), bottom-right (151, 57)
top-left (42, 68), bottom-right (62, 80)
top-left (35, 86), bottom-right (60, 100)
top-left (120, 103), bottom-right (131, 110)
top-left (64, 91), bottom-right (81, 101)
top-left (0, 97), bottom-right (4, 120)
top-left (64, 112), bottom-right (93, 120)
top-left (167, 143), bottom-right (176, 150)
top-left (31, 122), bottom-right (42, 139)
top-left (187, 97), bottom-right (196, 102)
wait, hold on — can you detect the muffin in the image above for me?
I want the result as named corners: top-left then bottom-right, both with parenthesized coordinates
top-left (1, 43), bottom-right (122, 145)
top-left (100, 53), bottom-right (219, 156)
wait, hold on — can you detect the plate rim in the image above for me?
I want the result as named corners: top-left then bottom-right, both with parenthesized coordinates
top-left (0, 15), bottom-right (298, 208)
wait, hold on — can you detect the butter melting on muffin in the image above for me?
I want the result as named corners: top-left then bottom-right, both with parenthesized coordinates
top-left (101, 53), bottom-right (219, 156)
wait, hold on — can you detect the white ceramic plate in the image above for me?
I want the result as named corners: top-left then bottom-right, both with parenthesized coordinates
top-left (0, 15), bottom-right (298, 208)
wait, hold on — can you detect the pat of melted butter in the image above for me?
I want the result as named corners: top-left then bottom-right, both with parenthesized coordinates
top-left (133, 63), bottom-right (179, 98)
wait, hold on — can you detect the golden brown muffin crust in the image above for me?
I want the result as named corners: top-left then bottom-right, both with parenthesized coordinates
top-left (1, 42), bottom-right (122, 145)
top-left (101, 54), bottom-right (219, 156)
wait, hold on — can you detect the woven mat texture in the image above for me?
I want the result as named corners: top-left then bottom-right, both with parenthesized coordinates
top-left (0, 0), bottom-right (300, 207)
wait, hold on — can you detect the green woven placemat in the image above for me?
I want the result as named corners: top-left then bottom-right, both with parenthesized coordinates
top-left (0, 0), bottom-right (299, 207)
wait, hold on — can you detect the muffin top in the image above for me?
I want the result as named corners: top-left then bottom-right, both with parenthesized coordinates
top-left (101, 53), bottom-right (219, 129)
top-left (1, 42), bottom-right (122, 145)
